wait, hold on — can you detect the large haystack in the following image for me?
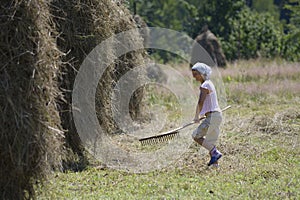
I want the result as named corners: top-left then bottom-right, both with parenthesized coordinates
top-left (51, 0), bottom-right (147, 169)
top-left (0, 0), bottom-right (147, 198)
top-left (191, 26), bottom-right (227, 67)
top-left (0, 0), bottom-right (64, 199)
top-left (134, 14), bottom-right (149, 47)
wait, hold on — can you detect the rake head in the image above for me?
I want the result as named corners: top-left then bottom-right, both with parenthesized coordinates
top-left (139, 131), bottom-right (179, 146)
top-left (138, 121), bottom-right (196, 146)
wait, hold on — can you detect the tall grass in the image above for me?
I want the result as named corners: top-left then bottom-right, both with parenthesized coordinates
top-left (219, 59), bottom-right (300, 104)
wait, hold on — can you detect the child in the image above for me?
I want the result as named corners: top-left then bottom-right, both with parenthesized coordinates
top-left (191, 62), bottom-right (223, 166)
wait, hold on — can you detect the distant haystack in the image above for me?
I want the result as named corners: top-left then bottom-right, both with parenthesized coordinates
top-left (0, 0), bottom-right (64, 199)
top-left (191, 26), bottom-right (227, 67)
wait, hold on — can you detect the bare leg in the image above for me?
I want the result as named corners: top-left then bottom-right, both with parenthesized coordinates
top-left (193, 137), bottom-right (204, 145)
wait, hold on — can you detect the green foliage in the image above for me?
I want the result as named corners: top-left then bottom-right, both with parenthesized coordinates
top-left (282, 31), bottom-right (300, 61)
top-left (127, 0), bottom-right (199, 63)
top-left (190, 0), bottom-right (245, 39)
top-left (223, 8), bottom-right (283, 60)
top-left (282, 0), bottom-right (300, 61)
top-left (127, 0), bottom-right (300, 62)
top-left (252, 0), bottom-right (280, 20)
top-left (128, 0), bottom-right (198, 32)
top-left (128, 0), bottom-right (245, 62)
top-left (286, 0), bottom-right (300, 28)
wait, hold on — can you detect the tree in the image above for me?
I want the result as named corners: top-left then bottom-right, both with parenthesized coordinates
top-left (128, 0), bottom-right (198, 32)
top-left (126, 0), bottom-right (298, 61)
top-left (189, 0), bottom-right (245, 39)
top-left (251, 0), bottom-right (281, 20)
top-left (282, 0), bottom-right (300, 61)
top-left (223, 8), bottom-right (283, 60)
top-left (127, 0), bottom-right (245, 62)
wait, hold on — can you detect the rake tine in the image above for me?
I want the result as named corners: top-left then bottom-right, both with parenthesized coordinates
top-left (165, 136), bottom-right (170, 142)
top-left (139, 131), bottom-right (178, 146)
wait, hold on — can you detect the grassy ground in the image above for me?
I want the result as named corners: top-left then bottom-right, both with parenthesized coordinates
top-left (36, 59), bottom-right (300, 199)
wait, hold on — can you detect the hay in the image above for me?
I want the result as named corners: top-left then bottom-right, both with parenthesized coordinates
top-left (0, 0), bottom-right (64, 199)
top-left (134, 14), bottom-right (150, 47)
top-left (51, 0), bottom-right (147, 169)
top-left (191, 25), bottom-right (227, 67)
top-left (250, 110), bottom-right (300, 135)
top-left (0, 0), bottom-right (148, 198)
top-left (50, 0), bottom-right (101, 170)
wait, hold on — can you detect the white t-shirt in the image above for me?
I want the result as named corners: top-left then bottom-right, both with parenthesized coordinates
top-left (200, 80), bottom-right (221, 115)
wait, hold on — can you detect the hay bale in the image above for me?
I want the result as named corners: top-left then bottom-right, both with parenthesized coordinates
top-left (110, 7), bottom-right (147, 122)
top-left (50, 0), bottom-right (102, 170)
top-left (191, 25), bottom-right (227, 67)
top-left (133, 14), bottom-right (149, 47)
top-left (51, 0), bottom-right (147, 169)
top-left (0, 0), bottom-right (64, 199)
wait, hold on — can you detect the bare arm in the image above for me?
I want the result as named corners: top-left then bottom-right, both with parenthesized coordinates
top-left (193, 87), bottom-right (209, 122)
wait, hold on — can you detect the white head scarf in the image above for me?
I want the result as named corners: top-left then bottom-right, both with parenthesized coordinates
top-left (191, 62), bottom-right (212, 80)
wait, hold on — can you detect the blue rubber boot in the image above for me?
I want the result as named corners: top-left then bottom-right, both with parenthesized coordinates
top-left (208, 147), bottom-right (222, 166)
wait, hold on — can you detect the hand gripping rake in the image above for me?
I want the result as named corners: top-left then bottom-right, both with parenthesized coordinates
top-left (139, 105), bottom-right (231, 146)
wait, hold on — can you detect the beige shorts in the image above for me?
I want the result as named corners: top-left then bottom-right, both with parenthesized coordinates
top-left (192, 112), bottom-right (223, 148)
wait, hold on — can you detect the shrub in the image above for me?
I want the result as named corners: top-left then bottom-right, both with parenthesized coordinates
top-left (282, 0), bottom-right (300, 61)
top-left (222, 8), bottom-right (283, 60)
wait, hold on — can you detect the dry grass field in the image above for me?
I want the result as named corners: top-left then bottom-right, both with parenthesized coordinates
top-left (36, 59), bottom-right (300, 199)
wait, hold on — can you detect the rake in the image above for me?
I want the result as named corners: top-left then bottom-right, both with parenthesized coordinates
top-left (139, 105), bottom-right (231, 146)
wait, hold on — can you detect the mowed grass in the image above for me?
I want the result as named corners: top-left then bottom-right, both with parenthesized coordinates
top-left (36, 59), bottom-right (300, 199)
